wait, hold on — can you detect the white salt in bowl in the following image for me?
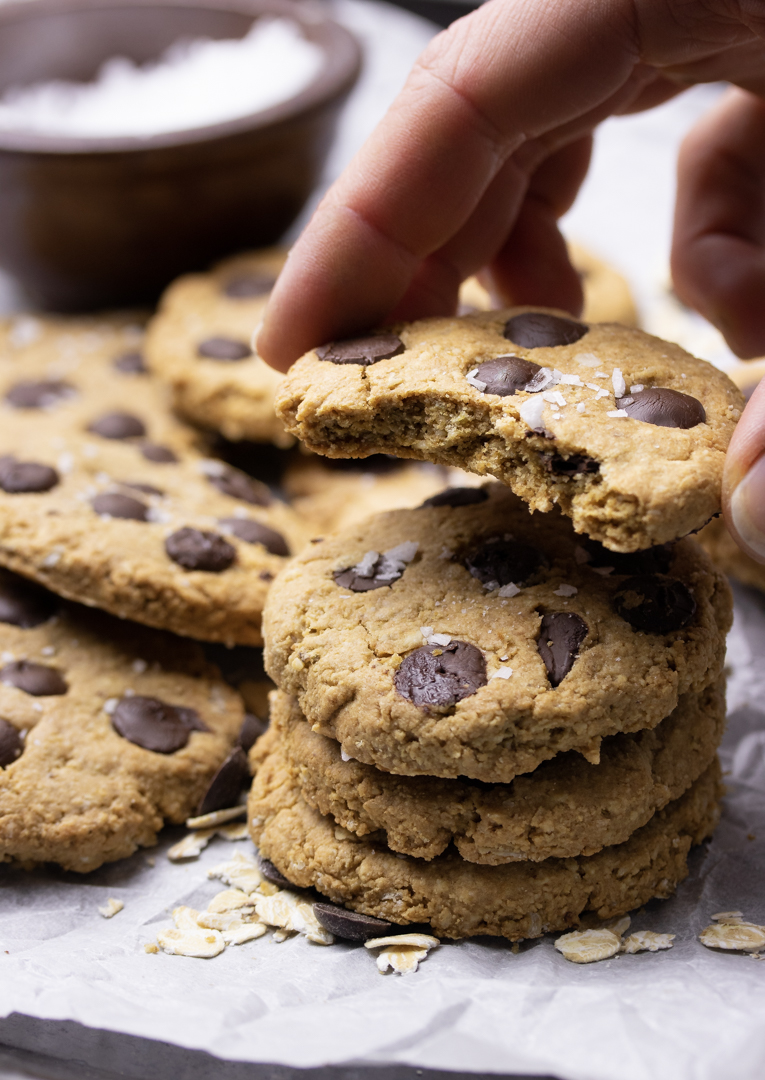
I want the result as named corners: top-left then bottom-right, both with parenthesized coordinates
top-left (0, 0), bottom-right (361, 310)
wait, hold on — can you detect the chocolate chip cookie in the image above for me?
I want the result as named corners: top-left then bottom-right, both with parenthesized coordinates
top-left (699, 517), bottom-right (765, 594)
top-left (458, 242), bottom-right (638, 327)
top-left (267, 680), bottom-right (724, 862)
top-left (0, 569), bottom-right (245, 871)
top-left (248, 729), bottom-right (721, 940)
top-left (0, 314), bottom-right (309, 644)
top-left (145, 248), bottom-right (292, 445)
top-left (275, 309), bottom-right (743, 552)
top-left (263, 485), bottom-right (731, 782)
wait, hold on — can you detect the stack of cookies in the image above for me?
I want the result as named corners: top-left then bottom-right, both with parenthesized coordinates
top-left (246, 307), bottom-right (743, 940)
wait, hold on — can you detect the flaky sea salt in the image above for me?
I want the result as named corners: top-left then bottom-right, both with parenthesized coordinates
top-left (0, 19), bottom-right (323, 138)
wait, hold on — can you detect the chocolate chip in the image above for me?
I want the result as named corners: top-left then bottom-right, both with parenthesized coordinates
top-left (313, 902), bottom-right (393, 942)
top-left (615, 387), bottom-right (706, 428)
top-left (111, 695), bottom-right (207, 753)
top-left (141, 443), bottom-right (178, 463)
top-left (88, 412), bottom-right (146, 439)
top-left (0, 457), bottom-right (59, 493)
top-left (196, 747), bottom-right (249, 815)
top-left (472, 356), bottom-right (542, 395)
top-left (421, 487), bottom-right (489, 508)
top-left (5, 379), bottom-right (75, 409)
top-left (92, 492), bottom-right (149, 521)
top-left (257, 855), bottom-right (293, 889)
top-left (0, 719), bottom-right (23, 767)
top-left (165, 528), bottom-right (236, 572)
top-left (334, 544), bottom-right (416, 592)
top-left (315, 334), bottom-right (404, 366)
top-left (465, 537), bottom-right (544, 589)
top-left (613, 575), bottom-right (696, 633)
top-left (581, 539), bottom-right (674, 576)
top-left (207, 466), bottom-right (271, 506)
top-left (394, 641), bottom-right (486, 710)
top-left (537, 612), bottom-right (588, 687)
top-left (238, 712), bottom-right (268, 751)
top-left (120, 482), bottom-right (163, 496)
top-left (541, 453), bottom-right (600, 477)
top-left (0, 573), bottom-right (57, 628)
top-left (223, 273), bottom-right (275, 298)
top-left (259, 570), bottom-right (273, 581)
top-left (0, 660), bottom-right (67, 696)
top-left (113, 351), bottom-right (147, 374)
top-left (197, 337), bottom-right (252, 361)
top-left (218, 517), bottom-right (289, 556)
top-left (504, 313), bottom-right (588, 349)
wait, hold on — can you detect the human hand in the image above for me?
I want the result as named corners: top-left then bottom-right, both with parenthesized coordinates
top-left (257, 0), bottom-right (765, 559)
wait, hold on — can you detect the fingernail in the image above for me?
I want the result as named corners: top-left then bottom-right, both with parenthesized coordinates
top-left (729, 453), bottom-right (765, 560)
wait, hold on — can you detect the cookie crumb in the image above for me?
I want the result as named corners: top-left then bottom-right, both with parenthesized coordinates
top-left (98, 897), bottom-right (124, 919)
top-left (621, 931), bottom-right (674, 953)
top-left (144, 943), bottom-right (159, 954)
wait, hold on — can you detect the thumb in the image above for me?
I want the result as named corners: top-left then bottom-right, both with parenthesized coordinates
top-left (724, 377), bottom-right (765, 563)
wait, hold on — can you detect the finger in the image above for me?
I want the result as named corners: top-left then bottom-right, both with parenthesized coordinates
top-left (257, 0), bottom-right (642, 370)
top-left (672, 87), bottom-right (765, 357)
top-left (724, 378), bottom-right (765, 564)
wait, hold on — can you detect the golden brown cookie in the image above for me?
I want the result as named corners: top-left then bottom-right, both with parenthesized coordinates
top-left (0, 569), bottom-right (246, 872)
top-left (275, 309), bottom-right (743, 552)
top-left (268, 680), bottom-right (725, 862)
top-left (0, 314), bottom-right (309, 644)
top-left (263, 485), bottom-right (731, 782)
top-left (145, 248), bottom-right (291, 445)
top-left (458, 242), bottom-right (638, 326)
top-left (248, 730), bottom-right (721, 941)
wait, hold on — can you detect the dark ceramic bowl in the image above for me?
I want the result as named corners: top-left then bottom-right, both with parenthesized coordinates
top-left (0, 0), bottom-right (361, 310)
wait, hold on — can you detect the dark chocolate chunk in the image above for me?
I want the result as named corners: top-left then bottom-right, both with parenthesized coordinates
top-left (394, 641), bottom-right (486, 710)
top-left (313, 902), bottom-right (393, 942)
top-left (541, 453), bottom-right (600, 477)
top-left (88, 412), bottom-right (146, 439)
top-left (218, 517), bottom-right (289, 556)
top-left (0, 457), bottom-right (59, 493)
top-left (119, 482), bottom-right (163, 496)
top-left (196, 747), bottom-right (249, 815)
top-left (207, 466), bottom-right (271, 506)
top-left (0, 572), bottom-right (57, 628)
top-left (316, 334), bottom-right (404, 366)
top-left (91, 492), bottom-right (149, 521)
top-left (197, 337), bottom-right (252, 361)
top-left (165, 528), bottom-right (236, 572)
top-left (580, 539), bottom-right (674, 576)
top-left (471, 356), bottom-right (542, 396)
top-left (334, 545), bottom-right (414, 592)
top-left (111, 695), bottom-right (207, 753)
top-left (537, 612), bottom-right (588, 687)
top-left (0, 719), bottom-right (23, 767)
top-left (615, 387), bottom-right (706, 428)
top-left (5, 379), bottom-right (75, 409)
top-left (223, 273), bottom-right (275, 299)
top-left (613, 575), bottom-right (696, 633)
top-left (465, 537), bottom-right (544, 588)
top-left (238, 712), bottom-right (268, 751)
top-left (421, 487), bottom-right (489, 508)
top-left (257, 855), bottom-right (294, 889)
top-left (0, 660), bottom-right (68, 696)
top-left (504, 312), bottom-right (588, 349)
top-left (113, 351), bottom-right (147, 374)
top-left (259, 571), bottom-right (274, 582)
top-left (141, 442), bottom-right (178, 463)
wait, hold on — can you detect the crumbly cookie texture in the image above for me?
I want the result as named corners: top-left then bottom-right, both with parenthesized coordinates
top-left (267, 680), bottom-right (725, 862)
top-left (145, 248), bottom-right (291, 445)
top-left (263, 485), bottom-right (731, 782)
top-left (283, 455), bottom-right (457, 535)
top-left (459, 242), bottom-right (638, 327)
top-left (0, 570), bottom-right (244, 872)
top-left (0, 314), bottom-right (309, 644)
top-left (699, 517), bottom-right (765, 594)
top-left (275, 308), bottom-right (743, 552)
top-left (248, 733), bottom-right (721, 941)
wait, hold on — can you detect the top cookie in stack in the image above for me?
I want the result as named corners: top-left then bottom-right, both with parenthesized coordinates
top-left (274, 308), bottom-right (744, 551)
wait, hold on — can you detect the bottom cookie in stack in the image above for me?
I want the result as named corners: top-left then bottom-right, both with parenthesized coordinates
top-left (248, 705), bottom-right (722, 941)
